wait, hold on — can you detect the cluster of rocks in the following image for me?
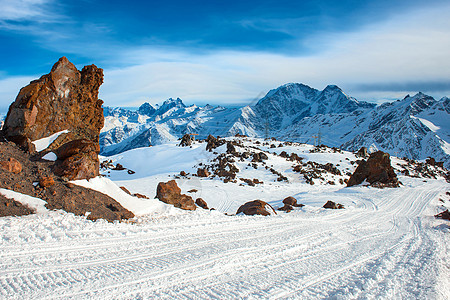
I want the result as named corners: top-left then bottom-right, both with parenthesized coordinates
top-left (397, 157), bottom-right (449, 182)
top-left (0, 57), bottom-right (134, 221)
top-left (100, 160), bottom-right (135, 175)
top-left (292, 160), bottom-right (343, 185)
top-left (323, 201), bottom-right (344, 209)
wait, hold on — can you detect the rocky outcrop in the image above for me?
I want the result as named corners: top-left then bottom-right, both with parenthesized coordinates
top-left (156, 180), bottom-right (196, 210)
top-left (2, 57), bottom-right (104, 180)
top-left (179, 134), bottom-right (193, 147)
top-left (0, 141), bottom-right (134, 221)
top-left (236, 200), bottom-right (276, 216)
top-left (356, 147), bottom-right (368, 158)
top-left (347, 151), bottom-right (399, 188)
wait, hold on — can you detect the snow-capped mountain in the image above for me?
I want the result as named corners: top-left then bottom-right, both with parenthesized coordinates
top-left (100, 84), bottom-right (450, 167)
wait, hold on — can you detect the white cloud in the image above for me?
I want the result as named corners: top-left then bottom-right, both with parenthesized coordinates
top-left (100, 4), bottom-right (450, 107)
top-left (0, 0), bottom-right (53, 22)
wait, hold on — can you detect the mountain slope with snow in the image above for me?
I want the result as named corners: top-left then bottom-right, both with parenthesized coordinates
top-left (100, 84), bottom-right (449, 167)
top-left (1, 137), bottom-right (448, 299)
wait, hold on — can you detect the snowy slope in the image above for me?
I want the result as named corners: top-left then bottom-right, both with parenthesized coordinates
top-left (100, 84), bottom-right (450, 167)
top-left (0, 138), bottom-right (448, 299)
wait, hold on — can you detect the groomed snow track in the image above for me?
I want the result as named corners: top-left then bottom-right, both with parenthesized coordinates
top-left (0, 180), bottom-right (448, 299)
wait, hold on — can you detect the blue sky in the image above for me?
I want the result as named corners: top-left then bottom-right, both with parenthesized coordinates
top-left (0, 0), bottom-right (450, 111)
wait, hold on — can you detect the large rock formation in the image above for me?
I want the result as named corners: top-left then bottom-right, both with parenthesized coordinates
top-left (347, 151), bottom-right (399, 188)
top-left (2, 57), bottom-right (104, 180)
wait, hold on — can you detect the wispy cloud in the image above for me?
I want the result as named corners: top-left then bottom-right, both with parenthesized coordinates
top-left (99, 4), bottom-right (450, 107)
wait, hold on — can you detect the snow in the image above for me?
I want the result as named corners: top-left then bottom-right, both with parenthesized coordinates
top-left (0, 139), bottom-right (449, 299)
top-left (41, 152), bottom-right (57, 161)
top-left (0, 188), bottom-right (47, 213)
top-left (32, 130), bottom-right (69, 152)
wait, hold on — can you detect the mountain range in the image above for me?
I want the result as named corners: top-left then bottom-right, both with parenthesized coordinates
top-left (100, 83), bottom-right (450, 167)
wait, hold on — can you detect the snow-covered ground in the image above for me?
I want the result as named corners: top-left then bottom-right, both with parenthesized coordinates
top-left (0, 139), bottom-right (449, 299)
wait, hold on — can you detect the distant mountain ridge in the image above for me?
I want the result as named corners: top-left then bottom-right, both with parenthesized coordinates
top-left (100, 83), bottom-right (450, 167)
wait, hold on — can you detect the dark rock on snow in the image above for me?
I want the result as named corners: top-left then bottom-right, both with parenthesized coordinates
top-left (434, 210), bottom-right (450, 220)
top-left (236, 200), bottom-right (276, 216)
top-left (323, 201), bottom-right (344, 209)
top-left (156, 180), bottom-right (196, 210)
top-left (195, 198), bottom-right (209, 209)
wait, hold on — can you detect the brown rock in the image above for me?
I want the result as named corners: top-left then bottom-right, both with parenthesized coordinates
top-left (283, 196), bottom-right (304, 207)
top-left (39, 176), bottom-right (55, 188)
top-left (434, 209), bottom-right (450, 220)
top-left (53, 151), bottom-right (99, 181)
top-left (156, 180), bottom-right (196, 210)
top-left (2, 57), bottom-right (104, 181)
top-left (356, 147), bottom-right (369, 158)
top-left (133, 193), bottom-right (149, 199)
top-left (0, 158), bottom-right (22, 174)
top-left (0, 194), bottom-right (34, 217)
top-left (236, 200), bottom-right (276, 216)
top-left (120, 186), bottom-right (131, 195)
top-left (195, 198), bottom-right (209, 209)
top-left (278, 204), bottom-right (293, 212)
top-left (179, 134), bottom-right (193, 147)
top-left (323, 201), bottom-right (344, 209)
top-left (347, 151), bottom-right (399, 188)
top-left (2, 57), bottom-right (104, 144)
top-left (197, 168), bottom-right (210, 177)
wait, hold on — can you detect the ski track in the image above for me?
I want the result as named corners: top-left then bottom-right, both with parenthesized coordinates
top-left (0, 181), bottom-right (448, 299)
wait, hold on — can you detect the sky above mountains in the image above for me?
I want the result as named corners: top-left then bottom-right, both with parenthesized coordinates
top-left (0, 0), bottom-right (449, 111)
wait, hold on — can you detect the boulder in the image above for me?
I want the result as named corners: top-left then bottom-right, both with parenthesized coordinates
top-left (179, 134), bottom-right (193, 147)
top-left (0, 194), bottom-right (34, 217)
top-left (356, 147), bottom-right (369, 158)
top-left (197, 168), bottom-right (210, 177)
top-left (156, 180), bottom-right (196, 210)
top-left (323, 201), bottom-right (344, 209)
top-left (0, 157), bottom-right (22, 174)
top-left (283, 196), bottom-right (304, 208)
top-left (236, 200), bottom-right (276, 216)
top-left (252, 152), bottom-right (268, 162)
top-left (347, 151), bottom-right (399, 188)
top-left (39, 176), bottom-right (55, 188)
top-left (2, 57), bottom-right (104, 180)
top-left (195, 198), bottom-right (209, 209)
top-left (120, 186), bottom-right (131, 195)
top-left (206, 135), bottom-right (225, 152)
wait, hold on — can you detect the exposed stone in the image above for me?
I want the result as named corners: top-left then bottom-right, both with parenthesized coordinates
top-left (120, 186), bottom-right (131, 195)
top-left (356, 147), bottom-right (369, 158)
top-left (39, 176), bottom-right (55, 188)
top-left (112, 163), bottom-right (125, 171)
top-left (156, 180), bottom-right (196, 210)
top-left (195, 198), bottom-right (209, 209)
top-left (434, 209), bottom-right (450, 220)
top-left (197, 168), bottom-right (210, 177)
top-left (0, 157), bottom-right (22, 174)
top-left (179, 134), bottom-right (193, 147)
top-left (283, 196), bottom-right (304, 207)
top-left (180, 171), bottom-right (187, 176)
top-left (278, 204), bottom-right (293, 213)
top-left (323, 201), bottom-right (344, 209)
top-left (347, 151), bottom-right (399, 188)
top-left (236, 200), bottom-right (276, 216)
top-left (206, 135), bottom-right (225, 152)
top-left (252, 152), bottom-right (268, 162)
top-left (133, 193), bottom-right (149, 199)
